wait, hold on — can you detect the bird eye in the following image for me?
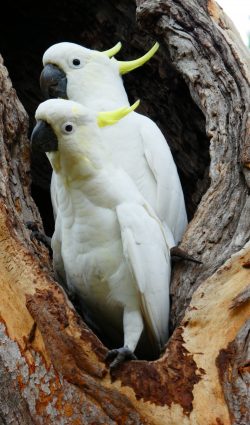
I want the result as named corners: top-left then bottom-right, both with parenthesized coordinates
top-left (72, 58), bottom-right (81, 67)
top-left (61, 122), bottom-right (75, 134)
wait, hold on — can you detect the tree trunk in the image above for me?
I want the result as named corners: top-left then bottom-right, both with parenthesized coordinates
top-left (0, 1), bottom-right (249, 424)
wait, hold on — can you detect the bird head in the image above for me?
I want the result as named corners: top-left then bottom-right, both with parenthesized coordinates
top-left (40, 41), bottom-right (159, 109)
top-left (31, 98), bottom-right (140, 173)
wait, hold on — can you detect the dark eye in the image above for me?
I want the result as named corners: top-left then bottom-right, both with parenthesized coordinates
top-left (72, 58), bottom-right (81, 66)
top-left (65, 124), bottom-right (73, 132)
top-left (61, 122), bottom-right (75, 134)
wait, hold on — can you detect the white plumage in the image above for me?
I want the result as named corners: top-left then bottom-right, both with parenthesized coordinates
top-left (41, 42), bottom-right (187, 247)
top-left (32, 99), bottom-right (171, 364)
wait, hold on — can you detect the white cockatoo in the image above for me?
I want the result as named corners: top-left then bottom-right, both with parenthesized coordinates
top-left (31, 98), bottom-right (171, 367)
top-left (40, 41), bottom-right (187, 248)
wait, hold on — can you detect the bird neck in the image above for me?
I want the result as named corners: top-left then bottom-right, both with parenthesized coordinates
top-left (47, 137), bottom-right (105, 183)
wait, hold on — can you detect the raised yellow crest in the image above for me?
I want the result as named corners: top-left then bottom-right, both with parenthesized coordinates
top-left (118, 42), bottom-right (159, 75)
top-left (97, 100), bottom-right (140, 127)
top-left (102, 42), bottom-right (122, 58)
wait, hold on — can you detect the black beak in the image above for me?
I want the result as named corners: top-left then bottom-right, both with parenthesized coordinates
top-left (40, 64), bottom-right (67, 99)
top-left (31, 120), bottom-right (58, 153)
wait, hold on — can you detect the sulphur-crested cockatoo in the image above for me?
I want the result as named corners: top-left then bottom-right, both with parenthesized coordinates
top-left (31, 98), bottom-right (171, 368)
top-left (40, 41), bottom-right (187, 248)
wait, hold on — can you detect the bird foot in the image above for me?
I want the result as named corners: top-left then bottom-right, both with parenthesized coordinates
top-left (170, 246), bottom-right (202, 264)
top-left (105, 346), bottom-right (137, 370)
top-left (26, 221), bottom-right (52, 251)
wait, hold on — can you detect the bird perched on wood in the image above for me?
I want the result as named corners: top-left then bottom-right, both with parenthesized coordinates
top-left (31, 98), bottom-right (171, 368)
top-left (40, 41), bottom-right (187, 249)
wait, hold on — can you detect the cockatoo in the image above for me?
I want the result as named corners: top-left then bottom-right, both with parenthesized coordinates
top-left (31, 98), bottom-right (171, 368)
top-left (40, 41), bottom-right (187, 248)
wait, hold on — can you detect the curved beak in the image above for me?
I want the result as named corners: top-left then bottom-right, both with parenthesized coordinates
top-left (31, 120), bottom-right (58, 153)
top-left (40, 64), bottom-right (67, 99)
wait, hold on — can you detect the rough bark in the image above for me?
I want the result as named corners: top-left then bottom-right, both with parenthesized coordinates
top-left (136, 0), bottom-right (250, 327)
top-left (0, 0), bottom-right (249, 424)
top-left (216, 319), bottom-right (250, 425)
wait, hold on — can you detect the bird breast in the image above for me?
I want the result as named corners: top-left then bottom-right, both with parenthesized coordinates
top-left (54, 176), bottom-right (138, 312)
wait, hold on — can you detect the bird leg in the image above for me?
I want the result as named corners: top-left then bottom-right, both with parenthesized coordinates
top-left (170, 246), bottom-right (202, 264)
top-left (106, 307), bottom-right (142, 369)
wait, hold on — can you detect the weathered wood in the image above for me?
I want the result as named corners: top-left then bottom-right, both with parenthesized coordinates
top-left (1, 168), bottom-right (249, 424)
top-left (0, 0), bottom-right (249, 424)
top-left (216, 320), bottom-right (250, 425)
top-left (136, 0), bottom-right (250, 326)
top-left (0, 357), bottom-right (34, 425)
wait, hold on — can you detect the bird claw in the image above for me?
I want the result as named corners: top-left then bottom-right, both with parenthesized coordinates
top-left (26, 221), bottom-right (52, 251)
top-left (170, 246), bottom-right (202, 264)
top-left (105, 346), bottom-right (137, 369)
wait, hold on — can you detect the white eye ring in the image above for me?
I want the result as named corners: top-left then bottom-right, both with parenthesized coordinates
top-left (61, 122), bottom-right (75, 134)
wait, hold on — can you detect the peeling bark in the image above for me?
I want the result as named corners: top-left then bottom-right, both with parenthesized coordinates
top-left (216, 320), bottom-right (250, 425)
top-left (229, 285), bottom-right (250, 310)
top-left (0, 0), bottom-right (249, 424)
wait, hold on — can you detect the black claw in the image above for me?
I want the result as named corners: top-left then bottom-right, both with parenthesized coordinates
top-left (26, 221), bottom-right (39, 232)
top-left (170, 246), bottom-right (202, 264)
top-left (26, 221), bottom-right (52, 253)
top-left (105, 346), bottom-right (137, 369)
top-left (30, 231), bottom-right (52, 249)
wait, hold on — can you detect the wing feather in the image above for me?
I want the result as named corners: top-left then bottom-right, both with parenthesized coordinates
top-left (138, 114), bottom-right (187, 244)
top-left (116, 202), bottom-right (171, 347)
top-left (50, 172), bottom-right (58, 220)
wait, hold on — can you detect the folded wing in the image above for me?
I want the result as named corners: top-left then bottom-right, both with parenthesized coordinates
top-left (116, 202), bottom-right (171, 348)
top-left (138, 114), bottom-right (187, 245)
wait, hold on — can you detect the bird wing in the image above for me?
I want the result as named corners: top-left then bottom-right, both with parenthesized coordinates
top-left (116, 202), bottom-right (171, 348)
top-left (51, 210), bottom-right (67, 288)
top-left (137, 113), bottom-right (187, 245)
top-left (50, 172), bottom-right (58, 220)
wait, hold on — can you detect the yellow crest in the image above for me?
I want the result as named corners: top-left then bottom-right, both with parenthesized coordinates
top-left (102, 42), bottom-right (122, 58)
top-left (118, 42), bottom-right (159, 75)
top-left (97, 100), bottom-right (140, 127)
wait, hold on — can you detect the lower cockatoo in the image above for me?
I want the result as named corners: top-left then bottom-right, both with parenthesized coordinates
top-left (31, 98), bottom-right (171, 368)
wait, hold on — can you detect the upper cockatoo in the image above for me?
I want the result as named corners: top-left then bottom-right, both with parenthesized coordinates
top-left (31, 98), bottom-right (171, 367)
top-left (40, 41), bottom-right (187, 248)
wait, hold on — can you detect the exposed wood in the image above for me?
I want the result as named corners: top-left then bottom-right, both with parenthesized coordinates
top-left (1, 174), bottom-right (249, 424)
top-left (216, 320), bottom-right (250, 425)
top-left (229, 285), bottom-right (250, 310)
top-left (0, 0), bottom-right (249, 424)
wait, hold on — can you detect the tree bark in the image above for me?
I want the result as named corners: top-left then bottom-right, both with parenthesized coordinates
top-left (136, 0), bottom-right (250, 326)
top-left (0, 1), bottom-right (249, 424)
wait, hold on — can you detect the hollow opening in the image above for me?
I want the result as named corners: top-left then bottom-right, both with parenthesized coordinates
top-left (0, 0), bottom-right (210, 359)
